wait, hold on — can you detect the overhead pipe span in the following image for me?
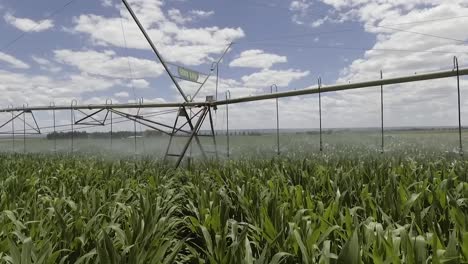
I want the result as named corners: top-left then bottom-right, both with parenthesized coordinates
top-left (1, 68), bottom-right (467, 112)
top-left (214, 68), bottom-right (468, 105)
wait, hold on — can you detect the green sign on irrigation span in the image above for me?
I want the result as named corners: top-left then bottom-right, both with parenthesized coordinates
top-left (178, 67), bottom-right (199, 82)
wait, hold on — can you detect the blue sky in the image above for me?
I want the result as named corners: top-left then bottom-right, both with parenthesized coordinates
top-left (0, 0), bottom-right (467, 130)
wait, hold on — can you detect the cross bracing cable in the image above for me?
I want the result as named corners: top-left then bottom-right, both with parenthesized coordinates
top-left (0, 0), bottom-right (78, 52)
top-left (118, 0), bottom-right (138, 103)
top-left (241, 16), bottom-right (468, 44)
top-left (3, 108), bottom-right (180, 134)
top-left (238, 42), bottom-right (468, 55)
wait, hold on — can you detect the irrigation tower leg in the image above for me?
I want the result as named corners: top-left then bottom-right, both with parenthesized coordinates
top-left (454, 57), bottom-right (463, 156)
top-left (133, 119), bottom-right (137, 155)
top-left (70, 108), bottom-right (74, 153)
top-left (23, 110), bottom-right (26, 154)
top-left (208, 106), bottom-right (219, 160)
top-left (164, 106), bottom-right (213, 167)
top-left (182, 106), bottom-right (208, 161)
top-left (11, 112), bottom-right (15, 152)
top-left (276, 97), bottom-right (280, 155)
top-left (175, 106), bottom-right (209, 168)
top-left (380, 71), bottom-right (384, 153)
top-left (110, 110), bottom-right (113, 151)
top-left (271, 85), bottom-right (280, 155)
top-left (53, 108), bottom-right (56, 153)
top-left (163, 109), bottom-right (181, 162)
top-left (226, 91), bottom-right (230, 158)
top-left (318, 77), bottom-right (323, 152)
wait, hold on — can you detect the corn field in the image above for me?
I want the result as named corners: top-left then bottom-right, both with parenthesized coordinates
top-left (0, 150), bottom-right (467, 263)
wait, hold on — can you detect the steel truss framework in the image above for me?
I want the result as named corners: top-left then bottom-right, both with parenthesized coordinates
top-left (0, 0), bottom-right (467, 167)
top-left (0, 64), bottom-right (466, 167)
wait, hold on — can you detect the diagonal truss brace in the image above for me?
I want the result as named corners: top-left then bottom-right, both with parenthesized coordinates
top-left (109, 109), bottom-right (193, 136)
top-left (0, 110), bottom-right (41, 135)
top-left (74, 109), bottom-right (109, 126)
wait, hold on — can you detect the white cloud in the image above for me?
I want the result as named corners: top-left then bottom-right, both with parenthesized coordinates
top-left (101, 0), bottom-right (113, 7)
top-left (229, 49), bottom-right (287, 69)
top-left (128, 97), bottom-right (166, 104)
top-left (71, 0), bottom-right (243, 66)
top-left (175, 76), bottom-right (257, 100)
top-left (4, 0), bottom-right (466, 133)
top-left (289, 0), bottom-right (313, 25)
top-left (129, 79), bottom-right (150, 89)
top-left (190, 10), bottom-right (214, 18)
top-left (32, 56), bottom-right (62, 73)
top-left (4, 13), bottom-right (54, 32)
top-left (115, 91), bottom-right (129, 98)
top-left (0, 70), bottom-right (120, 107)
top-left (175, 67), bottom-right (310, 102)
top-left (0, 52), bottom-right (30, 69)
top-left (167, 9), bottom-right (190, 24)
top-left (290, 0), bottom-right (311, 11)
top-left (241, 69), bottom-right (310, 88)
top-left (168, 9), bottom-right (214, 24)
top-left (141, 97), bottom-right (166, 103)
top-left (311, 16), bottom-right (329, 27)
top-left (298, 0), bottom-right (468, 128)
top-left (324, 1), bottom-right (468, 82)
top-left (54, 49), bottom-right (164, 79)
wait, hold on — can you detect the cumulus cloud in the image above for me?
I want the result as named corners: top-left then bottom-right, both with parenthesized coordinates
top-left (168, 8), bottom-right (214, 24)
top-left (71, 0), bottom-right (243, 66)
top-left (4, 13), bottom-right (54, 32)
top-left (304, 0), bottom-right (468, 128)
top-left (0, 52), bottom-right (30, 69)
top-left (242, 69), bottom-right (310, 88)
top-left (0, 69), bottom-right (120, 107)
top-left (229, 50), bottom-right (287, 69)
top-left (175, 76), bottom-right (258, 100)
top-left (32, 56), bottom-right (62, 73)
top-left (54, 49), bottom-right (165, 79)
top-left (115, 91), bottom-right (130, 98)
top-left (101, 0), bottom-right (113, 7)
top-left (321, 1), bottom-right (468, 81)
top-left (129, 79), bottom-right (150, 89)
top-left (289, 0), bottom-right (313, 25)
top-left (4, 0), bottom-right (466, 133)
top-left (190, 10), bottom-right (214, 18)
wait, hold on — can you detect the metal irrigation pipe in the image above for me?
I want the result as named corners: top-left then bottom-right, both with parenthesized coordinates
top-left (1, 66), bottom-right (467, 114)
top-left (214, 67), bottom-right (468, 106)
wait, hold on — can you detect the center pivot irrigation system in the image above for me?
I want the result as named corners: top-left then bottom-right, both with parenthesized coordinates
top-left (0, 0), bottom-right (468, 167)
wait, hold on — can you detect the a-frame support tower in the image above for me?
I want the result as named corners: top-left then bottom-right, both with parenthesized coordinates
top-left (164, 105), bottom-right (218, 167)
